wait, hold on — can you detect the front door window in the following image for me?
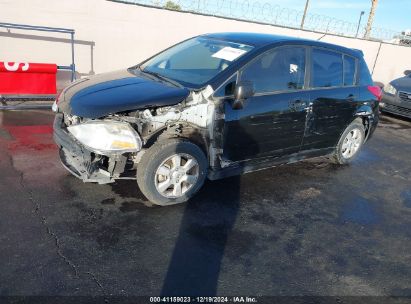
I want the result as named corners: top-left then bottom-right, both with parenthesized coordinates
top-left (241, 47), bottom-right (306, 93)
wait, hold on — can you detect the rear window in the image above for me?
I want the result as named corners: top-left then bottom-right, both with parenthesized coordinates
top-left (312, 48), bottom-right (343, 88)
top-left (343, 55), bottom-right (356, 86)
top-left (359, 59), bottom-right (373, 85)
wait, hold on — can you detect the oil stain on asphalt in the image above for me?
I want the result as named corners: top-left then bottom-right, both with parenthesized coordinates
top-left (402, 190), bottom-right (411, 208)
top-left (340, 197), bottom-right (379, 225)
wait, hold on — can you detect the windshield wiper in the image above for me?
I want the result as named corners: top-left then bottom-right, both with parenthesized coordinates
top-left (141, 69), bottom-right (183, 88)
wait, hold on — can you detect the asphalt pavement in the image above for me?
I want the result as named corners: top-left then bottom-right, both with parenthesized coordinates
top-left (0, 109), bottom-right (410, 299)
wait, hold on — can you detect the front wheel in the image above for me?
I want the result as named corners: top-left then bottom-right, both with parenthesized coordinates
top-left (137, 139), bottom-right (208, 206)
top-left (333, 120), bottom-right (365, 165)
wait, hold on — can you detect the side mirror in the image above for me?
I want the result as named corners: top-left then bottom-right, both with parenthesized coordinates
top-left (404, 70), bottom-right (411, 76)
top-left (232, 81), bottom-right (254, 110)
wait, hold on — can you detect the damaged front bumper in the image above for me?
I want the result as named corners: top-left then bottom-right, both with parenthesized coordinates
top-left (53, 114), bottom-right (131, 184)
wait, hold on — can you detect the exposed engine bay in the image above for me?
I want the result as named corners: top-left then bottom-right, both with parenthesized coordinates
top-left (54, 85), bottom-right (226, 184)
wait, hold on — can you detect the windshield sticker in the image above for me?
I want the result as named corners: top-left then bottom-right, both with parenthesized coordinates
top-left (212, 47), bottom-right (247, 62)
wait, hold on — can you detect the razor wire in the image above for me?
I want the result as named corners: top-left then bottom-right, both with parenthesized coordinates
top-left (115, 0), bottom-right (409, 44)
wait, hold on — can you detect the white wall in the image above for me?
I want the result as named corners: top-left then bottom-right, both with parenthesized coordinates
top-left (1, 0), bottom-right (410, 86)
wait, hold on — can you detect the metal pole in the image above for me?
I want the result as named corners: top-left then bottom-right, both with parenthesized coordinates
top-left (355, 11), bottom-right (365, 38)
top-left (300, 0), bottom-right (310, 29)
top-left (0, 22), bottom-right (76, 81)
top-left (0, 22), bottom-right (74, 34)
top-left (70, 32), bottom-right (76, 81)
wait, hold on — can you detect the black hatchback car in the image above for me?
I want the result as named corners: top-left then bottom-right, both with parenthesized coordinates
top-left (381, 70), bottom-right (411, 118)
top-left (53, 32), bottom-right (380, 206)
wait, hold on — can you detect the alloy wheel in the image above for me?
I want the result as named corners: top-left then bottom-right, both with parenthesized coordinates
top-left (154, 153), bottom-right (199, 198)
top-left (341, 128), bottom-right (363, 159)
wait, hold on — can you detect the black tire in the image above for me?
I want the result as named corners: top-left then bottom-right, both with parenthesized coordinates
top-left (333, 119), bottom-right (366, 165)
top-left (136, 138), bottom-right (208, 206)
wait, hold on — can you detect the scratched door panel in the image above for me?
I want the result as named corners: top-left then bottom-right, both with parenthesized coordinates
top-left (302, 86), bottom-right (360, 150)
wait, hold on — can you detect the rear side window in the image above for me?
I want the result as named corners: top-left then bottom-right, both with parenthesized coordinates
top-left (343, 55), bottom-right (356, 86)
top-left (241, 46), bottom-right (306, 93)
top-left (312, 48), bottom-right (343, 88)
top-left (359, 59), bottom-right (373, 85)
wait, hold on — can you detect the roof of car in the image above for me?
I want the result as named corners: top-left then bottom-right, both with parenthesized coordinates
top-left (203, 32), bottom-right (362, 57)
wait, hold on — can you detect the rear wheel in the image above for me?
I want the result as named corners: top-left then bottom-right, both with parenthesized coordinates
top-left (137, 139), bottom-right (208, 206)
top-left (333, 120), bottom-right (365, 165)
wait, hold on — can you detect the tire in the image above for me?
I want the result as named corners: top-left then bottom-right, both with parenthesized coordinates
top-left (332, 119), bottom-right (365, 165)
top-left (136, 138), bottom-right (208, 206)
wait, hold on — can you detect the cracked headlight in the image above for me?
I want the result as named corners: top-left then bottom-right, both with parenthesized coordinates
top-left (67, 120), bottom-right (142, 154)
top-left (384, 83), bottom-right (397, 95)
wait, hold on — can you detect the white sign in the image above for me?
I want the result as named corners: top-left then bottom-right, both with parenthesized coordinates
top-left (212, 47), bottom-right (247, 62)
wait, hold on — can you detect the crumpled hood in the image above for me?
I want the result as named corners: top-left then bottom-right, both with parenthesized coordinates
top-left (58, 69), bottom-right (190, 118)
top-left (391, 76), bottom-right (411, 92)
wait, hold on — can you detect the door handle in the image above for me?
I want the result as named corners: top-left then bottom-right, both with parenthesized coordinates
top-left (347, 94), bottom-right (355, 101)
top-left (289, 99), bottom-right (309, 111)
top-left (303, 101), bottom-right (313, 111)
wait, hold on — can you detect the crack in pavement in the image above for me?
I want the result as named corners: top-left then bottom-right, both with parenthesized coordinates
top-left (1, 128), bottom-right (106, 292)
top-left (17, 170), bottom-right (105, 291)
top-left (85, 271), bottom-right (104, 289)
top-left (18, 172), bottom-right (79, 277)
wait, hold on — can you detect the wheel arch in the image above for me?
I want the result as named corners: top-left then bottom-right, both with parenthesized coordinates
top-left (143, 123), bottom-right (210, 159)
top-left (354, 104), bottom-right (374, 141)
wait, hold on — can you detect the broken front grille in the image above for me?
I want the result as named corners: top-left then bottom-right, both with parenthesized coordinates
top-left (384, 103), bottom-right (411, 116)
top-left (399, 91), bottom-right (411, 103)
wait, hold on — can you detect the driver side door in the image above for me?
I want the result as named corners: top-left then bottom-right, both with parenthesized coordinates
top-left (223, 46), bottom-right (310, 162)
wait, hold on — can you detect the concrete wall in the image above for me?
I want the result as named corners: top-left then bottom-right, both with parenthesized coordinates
top-left (1, 0), bottom-right (411, 87)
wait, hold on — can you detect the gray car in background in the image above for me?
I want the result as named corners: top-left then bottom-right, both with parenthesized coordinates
top-left (381, 70), bottom-right (411, 118)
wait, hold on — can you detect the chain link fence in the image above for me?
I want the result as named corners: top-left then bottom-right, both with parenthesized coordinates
top-left (110, 0), bottom-right (410, 45)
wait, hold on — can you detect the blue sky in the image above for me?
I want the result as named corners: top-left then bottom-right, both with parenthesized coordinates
top-left (268, 0), bottom-right (410, 33)
top-left (140, 0), bottom-right (410, 37)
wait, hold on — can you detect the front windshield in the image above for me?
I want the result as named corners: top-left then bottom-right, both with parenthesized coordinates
top-left (139, 37), bottom-right (253, 87)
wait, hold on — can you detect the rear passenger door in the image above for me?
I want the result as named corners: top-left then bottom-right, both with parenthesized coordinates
top-left (302, 48), bottom-right (359, 150)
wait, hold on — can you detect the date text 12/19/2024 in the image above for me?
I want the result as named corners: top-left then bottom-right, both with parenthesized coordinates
top-left (149, 297), bottom-right (257, 303)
